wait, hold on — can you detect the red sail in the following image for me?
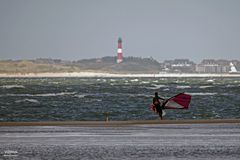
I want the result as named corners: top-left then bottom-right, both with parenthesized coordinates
top-left (164, 93), bottom-right (191, 109)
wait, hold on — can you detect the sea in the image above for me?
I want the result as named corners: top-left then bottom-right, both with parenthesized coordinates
top-left (0, 77), bottom-right (240, 121)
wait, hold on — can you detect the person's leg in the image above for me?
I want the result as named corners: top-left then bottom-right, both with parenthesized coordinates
top-left (156, 105), bottom-right (163, 120)
top-left (159, 110), bottom-right (163, 120)
top-left (159, 113), bottom-right (163, 120)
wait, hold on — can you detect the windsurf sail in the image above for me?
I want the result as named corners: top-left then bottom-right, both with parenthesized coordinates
top-left (163, 92), bottom-right (191, 109)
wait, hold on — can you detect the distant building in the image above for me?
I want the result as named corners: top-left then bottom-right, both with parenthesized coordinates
top-left (196, 59), bottom-right (231, 73)
top-left (162, 59), bottom-right (195, 73)
top-left (171, 59), bottom-right (194, 67)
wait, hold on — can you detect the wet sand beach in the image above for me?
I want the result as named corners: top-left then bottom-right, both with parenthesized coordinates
top-left (0, 119), bottom-right (240, 159)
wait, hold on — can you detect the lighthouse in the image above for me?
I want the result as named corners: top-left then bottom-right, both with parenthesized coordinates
top-left (117, 37), bottom-right (123, 63)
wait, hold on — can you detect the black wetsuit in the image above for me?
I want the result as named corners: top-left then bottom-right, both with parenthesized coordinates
top-left (153, 96), bottom-right (165, 115)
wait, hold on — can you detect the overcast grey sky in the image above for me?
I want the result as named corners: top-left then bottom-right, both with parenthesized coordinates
top-left (0, 0), bottom-right (240, 62)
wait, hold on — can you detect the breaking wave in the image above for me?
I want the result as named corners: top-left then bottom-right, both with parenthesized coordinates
top-left (140, 81), bottom-right (150, 84)
top-left (0, 85), bottom-right (25, 89)
top-left (34, 92), bottom-right (76, 97)
top-left (187, 92), bottom-right (217, 96)
top-left (163, 88), bottom-right (170, 91)
top-left (146, 84), bottom-right (168, 90)
top-left (199, 86), bottom-right (213, 89)
top-left (1, 92), bottom-right (76, 97)
top-left (226, 84), bottom-right (236, 88)
top-left (130, 79), bottom-right (139, 82)
top-left (176, 85), bottom-right (191, 89)
top-left (15, 98), bottom-right (40, 104)
top-left (110, 79), bottom-right (116, 82)
top-left (74, 94), bottom-right (86, 98)
top-left (175, 80), bottom-right (185, 83)
top-left (206, 79), bottom-right (215, 82)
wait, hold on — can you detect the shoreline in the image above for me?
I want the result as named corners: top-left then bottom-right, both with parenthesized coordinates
top-left (0, 72), bottom-right (240, 78)
top-left (1, 119), bottom-right (240, 126)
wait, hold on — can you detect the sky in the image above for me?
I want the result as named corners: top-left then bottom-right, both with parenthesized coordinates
top-left (0, 0), bottom-right (240, 63)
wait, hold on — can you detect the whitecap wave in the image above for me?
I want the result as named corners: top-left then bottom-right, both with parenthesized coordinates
top-left (130, 79), bottom-right (139, 82)
top-left (226, 84), bottom-right (236, 88)
top-left (110, 79), bottom-right (116, 82)
top-left (48, 82), bottom-right (60, 84)
top-left (140, 81), bottom-right (150, 84)
top-left (74, 94), bottom-right (86, 98)
top-left (15, 98), bottom-right (39, 103)
top-left (129, 93), bottom-right (151, 98)
top-left (146, 84), bottom-right (167, 90)
top-left (176, 85), bottom-right (191, 89)
top-left (199, 85), bottom-right (213, 89)
top-left (207, 79), bottom-right (215, 82)
top-left (0, 85), bottom-right (25, 89)
top-left (1, 92), bottom-right (76, 97)
top-left (35, 92), bottom-right (76, 97)
top-left (175, 80), bottom-right (185, 83)
top-left (85, 98), bottom-right (102, 102)
top-left (234, 80), bottom-right (240, 83)
top-left (96, 79), bottom-right (106, 82)
top-left (163, 88), bottom-right (169, 91)
top-left (187, 92), bottom-right (217, 96)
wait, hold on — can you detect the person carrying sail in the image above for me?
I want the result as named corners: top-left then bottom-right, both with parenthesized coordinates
top-left (152, 92), bottom-right (165, 120)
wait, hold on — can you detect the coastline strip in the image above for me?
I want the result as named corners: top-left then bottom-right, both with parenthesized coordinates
top-left (0, 119), bottom-right (240, 127)
top-left (1, 72), bottom-right (240, 78)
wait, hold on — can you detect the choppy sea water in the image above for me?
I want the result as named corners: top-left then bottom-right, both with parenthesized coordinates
top-left (0, 77), bottom-right (240, 121)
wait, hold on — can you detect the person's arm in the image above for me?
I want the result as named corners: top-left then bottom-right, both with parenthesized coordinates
top-left (158, 96), bottom-right (165, 101)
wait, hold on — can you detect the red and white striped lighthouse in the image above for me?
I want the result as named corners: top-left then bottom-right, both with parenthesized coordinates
top-left (117, 37), bottom-right (123, 63)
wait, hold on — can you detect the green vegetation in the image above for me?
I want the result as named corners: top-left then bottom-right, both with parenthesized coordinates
top-left (0, 57), bottom-right (162, 74)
